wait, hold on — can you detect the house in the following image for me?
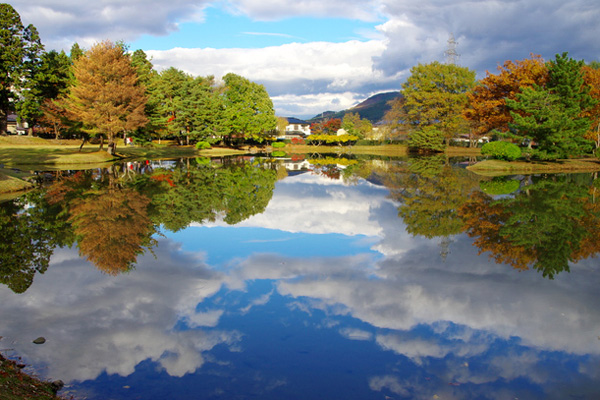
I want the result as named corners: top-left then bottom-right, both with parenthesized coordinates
top-left (6, 114), bottom-right (28, 135)
top-left (283, 117), bottom-right (311, 138)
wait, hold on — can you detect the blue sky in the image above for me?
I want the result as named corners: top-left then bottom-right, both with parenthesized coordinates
top-left (10, 1), bottom-right (600, 118)
top-left (131, 7), bottom-right (380, 50)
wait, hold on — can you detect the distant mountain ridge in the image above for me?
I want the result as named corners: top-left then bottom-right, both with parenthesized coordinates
top-left (308, 91), bottom-right (401, 124)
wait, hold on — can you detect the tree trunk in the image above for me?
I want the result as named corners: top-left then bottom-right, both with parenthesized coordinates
top-left (98, 135), bottom-right (104, 151)
top-left (79, 137), bottom-right (87, 152)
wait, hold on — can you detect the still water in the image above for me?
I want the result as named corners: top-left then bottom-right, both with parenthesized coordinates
top-left (1, 155), bottom-right (600, 399)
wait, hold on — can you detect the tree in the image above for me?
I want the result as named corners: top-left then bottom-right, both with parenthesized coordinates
top-left (0, 4), bottom-right (43, 134)
top-left (221, 73), bottom-right (277, 144)
top-left (342, 112), bottom-right (372, 138)
top-left (20, 50), bottom-right (72, 137)
top-left (463, 55), bottom-right (548, 138)
top-left (581, 66), bottom-right (600, 148)
top-left (507, 53), bottom-right (595, 158)
top-left (66, 40), bottom-right (148, 154)
top-left (397, 61), bottom-right (476, 148)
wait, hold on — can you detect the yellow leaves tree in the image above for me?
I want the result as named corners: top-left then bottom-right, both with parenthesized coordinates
top-left (463, 54), bottom-right (548, 137)
top-left (68, 186), bottom-right (156, 275)
top-left (67, 40), bottom-right (147, 154)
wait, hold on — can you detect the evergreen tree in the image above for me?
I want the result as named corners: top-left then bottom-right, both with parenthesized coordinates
top-left (0, 4), bottom-right (43, 134)
top-left (508, 53), bottom-right (596, 158)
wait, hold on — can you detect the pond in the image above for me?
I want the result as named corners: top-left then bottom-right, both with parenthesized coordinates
top-left (1, 155), bottom-right (600, 399)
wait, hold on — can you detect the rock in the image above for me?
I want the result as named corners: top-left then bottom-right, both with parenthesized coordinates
top-left (50, 380), bottom-right (64, 393)
top-left (32, 337), bottom-right (46, 344)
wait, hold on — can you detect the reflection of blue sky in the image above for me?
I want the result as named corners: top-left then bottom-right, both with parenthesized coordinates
top-left (2, 170), bottom-right (600, 399)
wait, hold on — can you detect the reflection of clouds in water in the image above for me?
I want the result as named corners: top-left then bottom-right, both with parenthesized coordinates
top-left (207, 173), bottom-right (398, 238)
top-left (235, 236), bottom-right (600, 358)
top-left (0, 241), bottom-right (238, 383)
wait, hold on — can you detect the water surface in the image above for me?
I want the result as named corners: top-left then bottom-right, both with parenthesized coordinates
top-left (1, 156), bottom-right (600, 399)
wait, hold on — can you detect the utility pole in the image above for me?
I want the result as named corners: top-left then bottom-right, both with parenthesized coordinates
top-left (444, 33), bottom-right (460, 65)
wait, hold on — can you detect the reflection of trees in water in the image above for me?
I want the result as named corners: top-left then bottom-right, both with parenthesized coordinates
top-left (0, 191), bottom-right (74, 293)
top-left (382, 156), bottom-right (480, 258)
top-left (69, 187), bottom-right (156, 275)
top-left (460, 175), bottom-right (600, 279)
top-left (0, 159), bottom-right (278, 292)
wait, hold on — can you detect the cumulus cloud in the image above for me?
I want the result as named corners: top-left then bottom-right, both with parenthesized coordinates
top-left (11, 1), bottom-right (600, 118)
top-left (11, 0), bottom-right (209, 50)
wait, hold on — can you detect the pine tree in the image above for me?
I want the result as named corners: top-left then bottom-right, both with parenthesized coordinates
top-left (0, 4), bottom-right (43, 134)
top-left (508, 52), bottom-right (596, 158)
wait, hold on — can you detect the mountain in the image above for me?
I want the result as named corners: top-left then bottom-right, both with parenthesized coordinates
top-left (308, 91), bottom-right (401, 124)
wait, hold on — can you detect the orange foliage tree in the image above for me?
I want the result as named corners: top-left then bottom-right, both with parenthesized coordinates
top-left (463, 54), bottom-right (548, 137)
top-left (581, 65), bottom-right (600, 148)
top-left (68, 187), bottom-right (156, 275)
top-left (67, 40), bottom-right (147, 154)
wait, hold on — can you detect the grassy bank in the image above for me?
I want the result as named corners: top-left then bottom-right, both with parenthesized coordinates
top-left (0, 353), bottom-right (62, 400)
top-left (467, 158), bottom-right (600, 176)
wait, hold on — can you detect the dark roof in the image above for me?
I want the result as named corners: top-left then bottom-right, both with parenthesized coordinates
top-left (286, 117), bottom-right (310, 125)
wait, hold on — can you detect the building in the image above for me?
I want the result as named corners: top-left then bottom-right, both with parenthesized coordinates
top-left (283, 117), bottom-right (311, 138)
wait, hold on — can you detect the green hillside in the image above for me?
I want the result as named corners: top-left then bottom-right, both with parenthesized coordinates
top-left (309, 91), bottom-right (400, 124)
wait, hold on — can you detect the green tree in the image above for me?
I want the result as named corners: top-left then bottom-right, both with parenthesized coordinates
top-left (398, 61), bottom-right (476, 148)
top-left (19, 49), bottom-right (72, 136)
top-left (66, 40), bottom-right (148, 154)
top-left (507, 53), bottom-right (596, 158)
top-left (221, 73), bottom-right (277, 145)
top-left (0, 4), bottom-right (44, 134)
top-left (342, 112), bottom-right (372, 138)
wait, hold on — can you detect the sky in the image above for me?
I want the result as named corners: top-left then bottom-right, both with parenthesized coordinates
top-left (9, 0), bottom-right (600, 118)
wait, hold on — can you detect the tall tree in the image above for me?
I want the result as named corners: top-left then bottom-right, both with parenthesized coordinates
top-left (221, 73), bottom-right (277, 144)
top-left (66, 40), bottom-right (147, 154)
top-left (397, 61), bottom-right (476, 149)
top-left (0, 4), bottom-right (43, 134)
top-left (20, 49), bottom-right (72, 136)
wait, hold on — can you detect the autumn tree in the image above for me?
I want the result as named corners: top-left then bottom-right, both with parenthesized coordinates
top-left (395, 61), bottom-right (475, 150)
top-left (581, 65), bottom-right (600, 148)
top-left (66, 40), bottom-right (147, 154)
top-left (463, 54), bottom-right (547, 139)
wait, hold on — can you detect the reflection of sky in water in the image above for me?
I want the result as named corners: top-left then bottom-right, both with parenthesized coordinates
top-left (1, 171), bottom-right (600, 399)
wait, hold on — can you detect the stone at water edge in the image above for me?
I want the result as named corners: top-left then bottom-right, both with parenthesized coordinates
top-left (33, 337), bottom-right (46, 344)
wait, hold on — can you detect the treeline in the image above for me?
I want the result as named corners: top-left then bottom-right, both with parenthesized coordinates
top-left (0, 4), bottom-right (277, 153)
top-left (385, 53), bottom-right (600, 159)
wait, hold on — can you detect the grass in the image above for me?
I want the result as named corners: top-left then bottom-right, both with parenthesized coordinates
top-left (467, 158), bottom-right (600, 176)
top-left (0, 353), bottom-right (62, 400)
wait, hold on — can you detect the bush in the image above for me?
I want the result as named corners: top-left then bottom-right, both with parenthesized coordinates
top-left (480, 141), bottom-right (522, 161)
top-left (271, 150), bottom-right (287, 157)
top-left (272, 141), bottom-right (286, 148)
top-left (408, 127), bottom-right (445, 152)
top-left (195, 141), bottom-right (211, 150)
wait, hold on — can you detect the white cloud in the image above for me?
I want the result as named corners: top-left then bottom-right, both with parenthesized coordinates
top-left (0, 241), bottom-right (238, 383)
